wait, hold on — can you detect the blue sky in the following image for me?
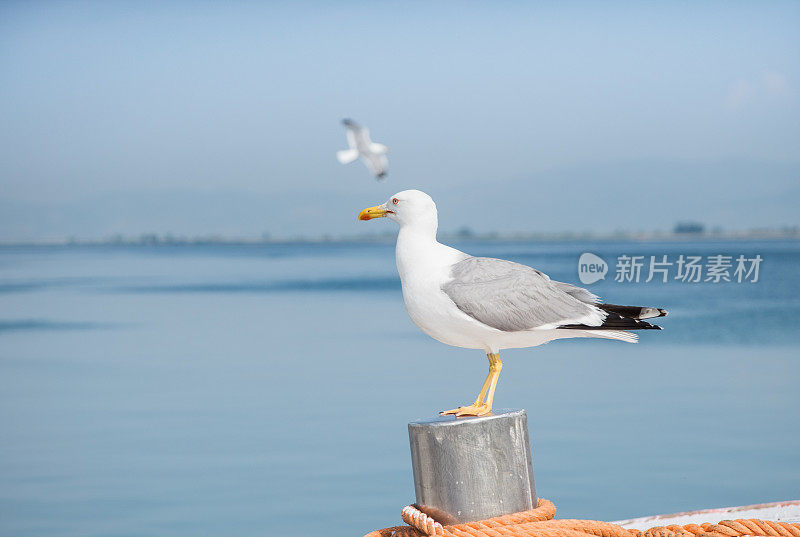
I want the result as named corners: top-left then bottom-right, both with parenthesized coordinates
top-left (1, 1), bottom-right (798, 240)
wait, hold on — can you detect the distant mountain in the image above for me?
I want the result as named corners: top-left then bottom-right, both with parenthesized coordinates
top-left (1, 158), bottom-right (797, 241)
top-left (438, 158), bottom-right (800, 235)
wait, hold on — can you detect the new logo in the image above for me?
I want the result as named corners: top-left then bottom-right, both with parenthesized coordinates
top-left (578, 252), bottom-right (608, 284)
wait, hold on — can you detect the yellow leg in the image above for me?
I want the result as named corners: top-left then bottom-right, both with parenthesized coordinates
top-left (440, 352), bottom-right (503, 417)
top-left (484, 353), bottom-right (503, 410)
top-left (470, 366), bottom-right (494, 406)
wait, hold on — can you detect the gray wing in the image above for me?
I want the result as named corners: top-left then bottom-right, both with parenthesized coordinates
top-left (345, 127), bottom-right (358, 149)
top-left (552, 281), bottom-right (600, 304)
top-left (362, 152), bottom-right (388, 179)
top-left (441, 257), bottom-right (604, 331)
top-left (342, 120), bottom-right (371, 150)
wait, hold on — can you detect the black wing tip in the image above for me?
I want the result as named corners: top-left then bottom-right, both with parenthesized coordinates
top-left (376, 171), bottom-right (387, 180)
top-left (647, 307), bottom-right (669, 318)
top-left (342, 118), bottom-right (357, 126)
top-left (598, 303), bottom-right (669, 320)
top-left (561, 312), bottom-right (663, 331)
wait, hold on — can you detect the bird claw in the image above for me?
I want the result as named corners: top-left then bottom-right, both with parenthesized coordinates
top-left (440, 403), bottom-right (491, 417)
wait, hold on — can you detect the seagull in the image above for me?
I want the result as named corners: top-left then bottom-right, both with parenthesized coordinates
top-left (359, 190), bottom-right (667, 417)
top-left (337, 119), bottom-right (388, 180)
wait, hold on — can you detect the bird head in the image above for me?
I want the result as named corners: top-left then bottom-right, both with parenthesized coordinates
top-left (358, 190), bottom-right (438, 230)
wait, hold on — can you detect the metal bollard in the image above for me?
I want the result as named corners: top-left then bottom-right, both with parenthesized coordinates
top-left (408, 409), bottom-right (537, 525)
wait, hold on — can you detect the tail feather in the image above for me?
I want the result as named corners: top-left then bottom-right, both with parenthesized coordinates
top-left (588, 330), bottom-right (639, 343)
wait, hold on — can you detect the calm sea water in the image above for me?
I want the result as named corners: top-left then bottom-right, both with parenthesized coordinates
top-left (1, 239), bottom-right (798, 536)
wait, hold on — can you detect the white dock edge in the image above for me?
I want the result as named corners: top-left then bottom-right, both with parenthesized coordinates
top-left (614, 500), bottom-right (800, 530)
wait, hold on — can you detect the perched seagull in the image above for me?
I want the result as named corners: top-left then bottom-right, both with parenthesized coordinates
top-left (337, 119), bottom-right (388, 180)
top-left (359, 190), bottom-right (667, 417)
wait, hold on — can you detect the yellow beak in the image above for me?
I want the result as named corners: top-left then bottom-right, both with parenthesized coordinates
top-left (358, 205), bottom-right (389, 221)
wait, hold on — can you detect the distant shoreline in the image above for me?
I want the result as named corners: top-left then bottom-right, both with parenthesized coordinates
top-left (1, 228), bottom-right (798, 247)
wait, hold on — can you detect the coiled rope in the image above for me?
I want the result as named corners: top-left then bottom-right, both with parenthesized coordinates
top-left (365, 499), bottom-right (800, 537)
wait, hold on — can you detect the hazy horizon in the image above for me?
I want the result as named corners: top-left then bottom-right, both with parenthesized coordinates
top-left (1, 2), bottom-right (799, 241)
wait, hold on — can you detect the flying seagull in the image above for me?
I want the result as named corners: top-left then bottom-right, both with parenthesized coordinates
top-left (359, 190), bottom-right (667, 417)
top-left (337, 118), bottom-right (388, 180)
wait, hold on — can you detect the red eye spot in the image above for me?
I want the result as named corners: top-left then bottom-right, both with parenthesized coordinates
top-left (392, 198), bottom-right (399, 205)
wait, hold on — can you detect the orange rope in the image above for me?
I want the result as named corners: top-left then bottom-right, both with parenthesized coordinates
top-left (364, 499), bottom-right (800, 537)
